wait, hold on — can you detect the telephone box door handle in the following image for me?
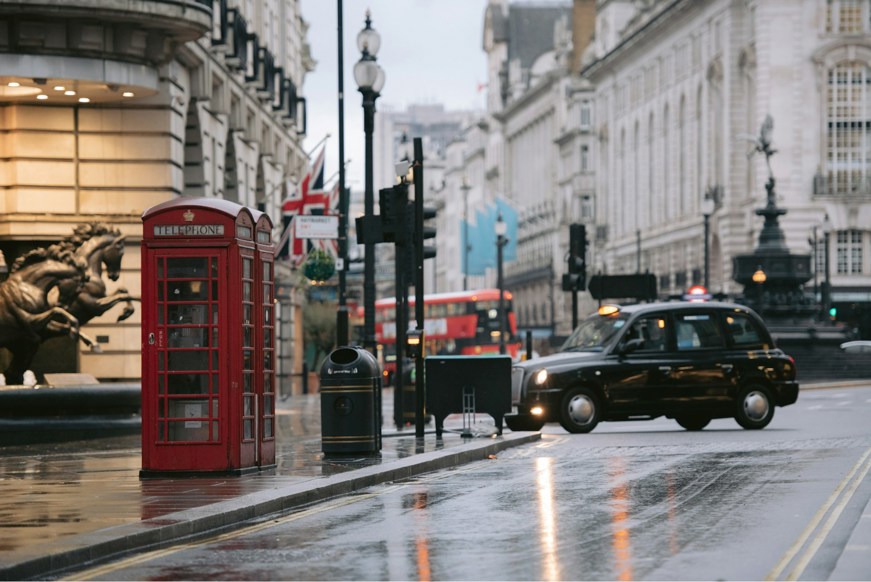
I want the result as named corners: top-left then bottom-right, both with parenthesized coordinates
top-left (148, 333), bottom-right (155, 345)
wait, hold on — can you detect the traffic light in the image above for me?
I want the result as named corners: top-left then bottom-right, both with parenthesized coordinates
top-left (563, 223), bottom-right (587, 291)
top-left (419, 203), bottom-right (437, 260)
top-left (378, 186), bottom-right (399, 242)
top-left (829, 306), bottom-right (838, 319)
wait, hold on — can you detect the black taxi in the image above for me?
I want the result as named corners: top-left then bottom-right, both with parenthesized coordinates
top-left (505, 302), bottom-right (799, 433)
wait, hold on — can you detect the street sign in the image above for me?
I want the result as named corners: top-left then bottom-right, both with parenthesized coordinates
top-left (295, 215), bottom-right (338, 239)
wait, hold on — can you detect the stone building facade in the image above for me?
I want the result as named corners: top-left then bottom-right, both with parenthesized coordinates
top-left (441, 0), bottom-right (871, 342)
top-left (0, 0), bottom-right (313, 383)
top-left (586, 0), bottom-right (871, 327)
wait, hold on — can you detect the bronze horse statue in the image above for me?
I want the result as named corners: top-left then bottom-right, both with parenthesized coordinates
top-left (49, 224), bottom-right (137, 331)
top-left (0, 223), bottom-right (137, 384)
top-left (0, 244), bottom-right (99, 384)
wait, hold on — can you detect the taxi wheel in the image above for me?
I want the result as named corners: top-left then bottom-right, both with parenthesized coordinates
top-left (559, 387), bottom-right (600, 434)
top-left (676, 415), bottom-right (711, 431)
top-left (735, 384), bottom-right (775, 429)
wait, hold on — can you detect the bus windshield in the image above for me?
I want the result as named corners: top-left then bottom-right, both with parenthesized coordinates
top-left (560, 312), bottom-right (629, 352)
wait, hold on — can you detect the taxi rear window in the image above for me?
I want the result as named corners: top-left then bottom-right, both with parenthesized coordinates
top-left (675, 313), bottom-right (725, 350)
top-left (724, 312), bottom-right (766, 347)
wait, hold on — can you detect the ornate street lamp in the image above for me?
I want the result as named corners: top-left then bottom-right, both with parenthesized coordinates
top-left (461, 176), bottom-right (471, 291)
top-left (495, 213), bottom-right (508, 355)
top-left (701, 196), bottom-right (715, 290)
top-left (822, 213), bottom-right (833, 319)
top-left (752, 266), bottom-right (767, 309)
top-left (354, 10), bottom-right (385, 353)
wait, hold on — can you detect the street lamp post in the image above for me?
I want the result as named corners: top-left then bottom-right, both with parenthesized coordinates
top-left (752, 266), bottom-right (766, 310)
top-left (822, 213), bottom-right (833, 319)
top-left (461, 177), bottom-right (471, 291)
top-left (701, 197), bottom-right (715, 290)
top-left (495, 213), bottom-right (508, 355)
top-left (336, 0), bottom-right (348, 346)
top-left (354, 11), bottom-right (385, 354)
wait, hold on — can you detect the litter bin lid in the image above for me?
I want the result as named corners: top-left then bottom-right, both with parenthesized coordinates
top-left (320, 346), bottom-right (380, 378)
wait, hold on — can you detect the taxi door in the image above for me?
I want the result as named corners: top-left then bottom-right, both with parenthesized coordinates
top-left (603, 313), bottom-right (673, 415)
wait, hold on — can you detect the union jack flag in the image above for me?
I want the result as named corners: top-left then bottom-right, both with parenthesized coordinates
top-left (276, 145), bottom-right (339, 262)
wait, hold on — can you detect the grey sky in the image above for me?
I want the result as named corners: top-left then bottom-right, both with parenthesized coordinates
top-left (300, 0), bottom-right (489, 188)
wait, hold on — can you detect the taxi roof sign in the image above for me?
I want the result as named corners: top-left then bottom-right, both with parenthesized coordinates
top-left (684, 285), bottom-right (712, 302)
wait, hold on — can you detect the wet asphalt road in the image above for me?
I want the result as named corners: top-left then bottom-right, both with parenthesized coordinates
top-left (68, 385), bottom-right (871, 581)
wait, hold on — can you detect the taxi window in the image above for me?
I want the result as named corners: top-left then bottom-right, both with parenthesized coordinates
top-left (675, 312), bottom-right (725, 350)
top-left (624, 315), bottom-right (669, 352)
top-left (724, 312), bottom-right (765, 347)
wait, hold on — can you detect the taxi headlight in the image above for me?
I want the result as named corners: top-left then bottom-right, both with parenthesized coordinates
top-left (530, 405), bottom-right (544, 416)
top-left (534, 368), bottom-right (548, 385)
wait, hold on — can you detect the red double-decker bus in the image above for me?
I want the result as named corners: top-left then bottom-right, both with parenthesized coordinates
top-left (375, 289), bottom-right (521, 384)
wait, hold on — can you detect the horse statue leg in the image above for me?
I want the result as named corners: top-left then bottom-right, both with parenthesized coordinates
top-left (44, 316), bottom-right (103, 353)
top-left (4, 340), bottom-right (40, 386)
top-left (89, 288), bottom-right (140, 322)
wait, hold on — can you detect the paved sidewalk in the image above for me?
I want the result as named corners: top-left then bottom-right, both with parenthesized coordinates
top-left (0, 392), bottom-right (538, 581)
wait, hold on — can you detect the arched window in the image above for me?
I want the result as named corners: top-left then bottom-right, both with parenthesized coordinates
top-left (826, 61), bottom-right (871, 195)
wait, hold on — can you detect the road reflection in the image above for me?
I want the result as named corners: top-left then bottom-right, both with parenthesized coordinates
top-left (608, 457), bottom-right (633, 581)
top-left (535, 456), bottom-right (561, 581)
top-left (412, 492), bottom-right (432, 582)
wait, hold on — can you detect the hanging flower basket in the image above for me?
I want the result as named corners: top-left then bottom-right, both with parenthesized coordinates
top-left (303, 249), bottom-right (336, 282)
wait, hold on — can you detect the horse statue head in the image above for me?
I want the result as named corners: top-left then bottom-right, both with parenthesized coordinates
top-left (66, 223), bottom-right (126, 281)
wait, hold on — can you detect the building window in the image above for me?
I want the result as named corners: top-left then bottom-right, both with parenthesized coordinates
top-left (836, 230), bottom-right (864, 274)
top-left (826, 62), bottom-right (871, 195)
top-left (826, 0), bottom-right (870, 34)
top-left (580, 144), bottom-right (589, 172)
top-left (580, 101), bottom-right (592, 129)
top-left (581, 194), bottom-right (594, 220)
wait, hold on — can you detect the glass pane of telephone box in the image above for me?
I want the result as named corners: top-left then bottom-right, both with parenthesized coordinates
top-left (167, 257), bottom-right (209, 278)
top-left (264, 418), bottom-right (274, 438)
top-left (167, 350), bottom-right (210, 371)
top-left (167, 304), bottom-right (209, 325)
top-left (243, 326), bottom-right (252, 348)
top-left (243, 281), bottom-right (252, 301)
top-left (167, 280), bottom-right (209, 301)
top-left (243, 419), bottom-right (253, 440)
top-left (168, 327), bottom-right (210, 348)
top-left (167, 373), bottom-right (210, 394)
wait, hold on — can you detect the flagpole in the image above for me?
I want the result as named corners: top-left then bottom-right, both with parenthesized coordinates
top-left (336, 0), bottom-right (349, 346)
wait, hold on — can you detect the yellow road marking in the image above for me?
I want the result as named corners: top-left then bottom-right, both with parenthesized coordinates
top-left (767, 446), bottom-right (871, 581)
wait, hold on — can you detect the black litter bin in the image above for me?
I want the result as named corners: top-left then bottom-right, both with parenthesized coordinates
top-left (320, 346), bottom-right (382, 454)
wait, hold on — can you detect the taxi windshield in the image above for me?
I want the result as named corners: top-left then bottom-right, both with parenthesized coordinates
top-left (561, 312), bottom-right (629, 351)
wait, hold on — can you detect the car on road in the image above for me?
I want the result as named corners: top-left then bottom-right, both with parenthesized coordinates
top-left (505, 301), bottom-right (799, 433)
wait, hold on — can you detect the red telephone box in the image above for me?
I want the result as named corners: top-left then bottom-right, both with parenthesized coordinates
top-left (140, 197), bottom-right (276, 474)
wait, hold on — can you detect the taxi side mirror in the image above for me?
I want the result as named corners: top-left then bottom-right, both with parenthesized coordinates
top-left (619, 338), bottom-right (644, 355)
